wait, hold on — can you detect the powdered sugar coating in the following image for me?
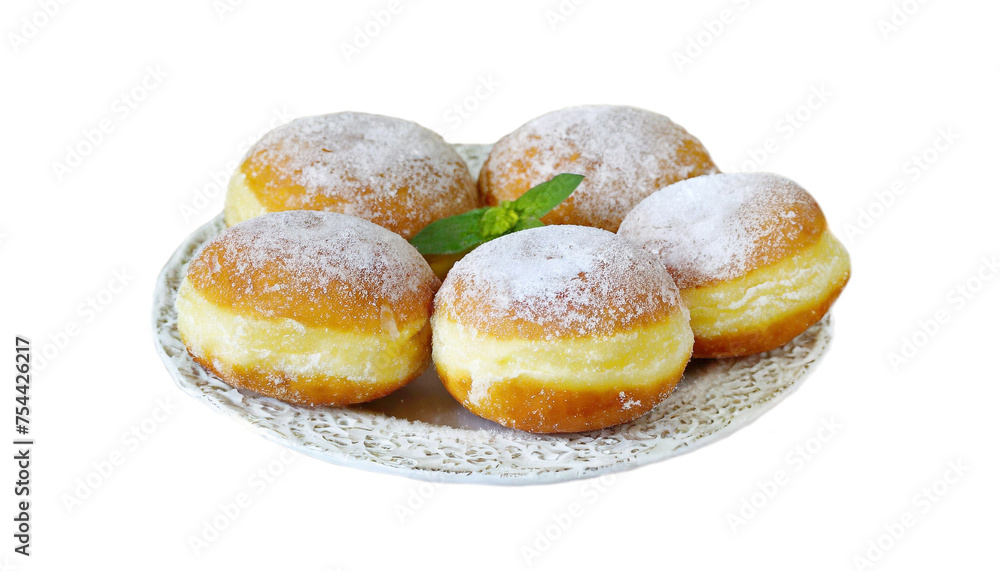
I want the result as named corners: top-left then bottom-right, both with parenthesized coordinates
top-left (618, 173), bottom-right (825, 289)
top-left (436, 225), bottom-right (685, 340)
top-left (480, 105), bottom-right (718, 232)
top-left (240, 112), bottom-right (478, 238)
top-left (186, 210), bottom-right (438, 329)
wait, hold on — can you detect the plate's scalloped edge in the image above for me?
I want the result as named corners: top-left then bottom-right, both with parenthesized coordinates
top-left (151, 145), bottom-right (834, 486)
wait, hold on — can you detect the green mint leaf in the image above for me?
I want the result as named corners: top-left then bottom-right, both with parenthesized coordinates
top-left (409, 207), bottom-right (490, 255)
top-left (478, 202), bottom-right (520, 238)
top-left (510, 217), bottom-right (544, 232)
top-left (409, 174), bottom-right (584, 257)
top-left (512, 173), bottom-right (584, 219)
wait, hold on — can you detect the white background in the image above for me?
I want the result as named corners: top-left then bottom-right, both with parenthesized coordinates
top-left (3, 0), bottom-right (998, 569)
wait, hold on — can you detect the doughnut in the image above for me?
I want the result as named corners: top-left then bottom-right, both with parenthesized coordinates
top-left (432, 225), bottom-right (694, 433)
top-left (224, 112), bottom-right (480, 239)
top-left (618, 172), bottom-right (850, 358)
top-left (478, 105), bottom-right (718, 232)
top-left (175, 210), bottom-right (439, 406)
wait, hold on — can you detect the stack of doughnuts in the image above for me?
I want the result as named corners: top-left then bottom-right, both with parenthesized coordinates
top-left (175, 105), bottom-right (849, 433)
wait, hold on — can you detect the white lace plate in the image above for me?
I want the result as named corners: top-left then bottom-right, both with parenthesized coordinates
top-left (151, 144), bottom-right (834, 485)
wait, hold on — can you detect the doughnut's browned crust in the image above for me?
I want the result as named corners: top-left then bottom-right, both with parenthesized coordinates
top-left (479, 105), bottom-right (718, 232)
top-left (185, 218), bottom-right (439, 333)
top-left (240, 157), bottom-right (478, 240)
top-left (690, 271), bottom-right (848, 358)
top-left (436, 257), bottom-right (682, 341)
top-left (236, 113), bottom-right (480, 239)
top-left (617, 172), bottom-right (828, 289)
top-left (189, 326), bottom-right (430, 406)
top-left (678, 196), bottom-right (826, 290)
top-left (436, 357), bottom-right (688, 433)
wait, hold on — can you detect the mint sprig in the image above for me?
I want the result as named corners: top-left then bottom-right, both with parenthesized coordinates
top-left (410, 173), bottom-right (584, 256)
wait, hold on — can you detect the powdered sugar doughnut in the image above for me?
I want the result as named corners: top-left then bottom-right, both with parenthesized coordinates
top-left (618, 172), bottom-right (850, 358)
top-left (432, 225), bottom-right (694, 433)
top-left (225, 112), bottom-right (480, 239)
top-left (479, 105), bottom-right (718, 232)
top-left (176, 210), bottom-right (439, 406)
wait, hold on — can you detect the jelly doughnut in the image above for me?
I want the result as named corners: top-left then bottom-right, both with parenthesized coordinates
top-left (618, 172), bottom-right (850, 358)
top-left (176, 210), bottom-right (439, 405)
top-left (431, 225), bottom-right (694, 433)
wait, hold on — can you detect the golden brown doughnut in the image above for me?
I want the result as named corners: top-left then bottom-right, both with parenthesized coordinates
top-left (478, 105), bottom-right (718, 232)
top-left (618, 172), bottom-right (850, 358)
top-left (431, 225), bottom-right (694, 433)
top-left (176, 210), bottom-right (440, 406)
top-left (224, 112), bottom-right (480, 239)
